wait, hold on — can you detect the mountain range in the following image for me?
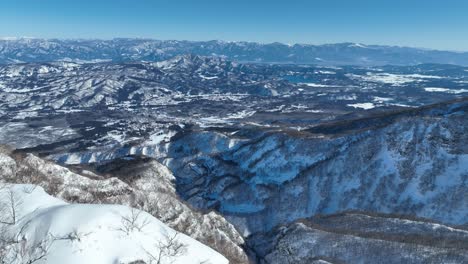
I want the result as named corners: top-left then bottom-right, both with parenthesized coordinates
top-left (1, 38), bottom-right (468, 66)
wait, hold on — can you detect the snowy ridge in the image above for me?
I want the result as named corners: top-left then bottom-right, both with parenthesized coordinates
top-left (0, 184), bottom-right (228, 264)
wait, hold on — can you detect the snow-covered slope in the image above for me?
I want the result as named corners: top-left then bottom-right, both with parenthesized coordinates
top-left (0, 148), bottom-right (248, 263)
top-left (0, 184), bottom-right (228, 264)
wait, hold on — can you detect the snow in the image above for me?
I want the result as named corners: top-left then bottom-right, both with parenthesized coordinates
top-left (336, 95), bottom-right (357, 101)
top-left (373, 96), bottom-right (392, 103)
top-left (347, 102), bottom-right (375, 109)
top-left (349, 43), bottom-right (368, 48)
top-left (389, 103), bottom-right (413, 108)
top-left (226, 110), bottom-right (256, 119)
top-left (105, 131), bottom-right (126, 144)
top-left (154, 60), bottom-right (176, 69)
top-left (315, 70), bottom-right (336, 75)
top-left (0, 184), bottom-right (228, 264)
top-left (38, 66), bottom-right (51, 74)
top-left (61, 58), bottom-right (112, 64)
top-left (301, 83), bottom-right (334, 88)
top-left (348, 73), bottom-right (444, 86)
top-left (199, 74), bottom-right (219, 80)
top-left (424, 87), bottom-right (451, 92)
top-left (147, 130), bottom-right (176, 145)
top-left (424, 87), bottom-right (468, 94)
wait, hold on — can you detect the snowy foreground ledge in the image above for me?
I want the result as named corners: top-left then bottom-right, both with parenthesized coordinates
top-left (0, 184), bottom-right (228, 264)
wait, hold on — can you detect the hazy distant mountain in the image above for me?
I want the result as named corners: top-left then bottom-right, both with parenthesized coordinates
top-left (1, 38), bottom-right (468, 66)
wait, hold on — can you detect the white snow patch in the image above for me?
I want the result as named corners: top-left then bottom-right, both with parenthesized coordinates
top-left (315, 70), bottom-right (336, 75)
top-left (373, 96), bottom-right (393, 103)
top-left (199, 74), bottom-right (219, 80)
top-left (336, 95), bottom-right (357, 101)
top-left (347, 102), bottom-right (375, 110)
top-left (349, 43), bottom-right (368, 48)
top-left (424, 87), bottom-right (468, 94)
top-left (148, 130), bottom-right (176, 145)
top-left (227, 110), bottom-right (256, 119)
top-left (348, 73), bottom-right (444, 86)
top-left (301, 83), bottom-right (334, 88)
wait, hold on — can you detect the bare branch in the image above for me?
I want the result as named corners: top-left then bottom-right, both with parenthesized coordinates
top-left (0, 187), bottom-right (22, 225)
top-left (117, 207), bottom-right (151, 236)
top-left (144, 232), bottom-right (188, 264)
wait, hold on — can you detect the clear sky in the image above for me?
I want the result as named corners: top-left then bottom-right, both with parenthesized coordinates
top-left (1, 0), bottom-right (468, 51)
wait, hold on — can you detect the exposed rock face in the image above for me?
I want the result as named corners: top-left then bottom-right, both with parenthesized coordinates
top-left (248, 212), bottom-right (468, 264)
top-left (0, 149), bottom-right (249, 263)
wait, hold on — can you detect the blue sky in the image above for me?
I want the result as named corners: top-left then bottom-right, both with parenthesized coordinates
top-left (1, 0), bottom-right (468, 51)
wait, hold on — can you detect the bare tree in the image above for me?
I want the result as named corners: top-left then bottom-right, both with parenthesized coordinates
top-left (117, 207), bottom-right (151, 236)
top-left (144, 232), bottom-right (188, 264)
top-left (0, 185), bottom-right (57, 264)
top-left (12, 235), bottom-right (54, 264)
top-left (137, 192), bottom-right (165, 219)
top-left (51, 228), bottom-right (91, 243)
top-left (276, 242), bottom-right (298, 264)
top-left (0, 186), bottom-right (22, 225)
top-left (21, 186), bottom-right (36, 195)
top-left (0, 219), bottom-right (55, 264)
